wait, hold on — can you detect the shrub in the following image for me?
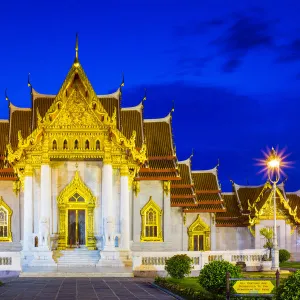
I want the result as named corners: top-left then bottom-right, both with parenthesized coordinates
top-left (279, 249), bottom-right (291, 263)
top-left (154, 277), bottom-right (224, 300)
top-left (276, 270), bottom-right (300, 299)
top-left (199, 260), bottom-right (242, 296)
top-left (165, 254), bottom-right (193, 279)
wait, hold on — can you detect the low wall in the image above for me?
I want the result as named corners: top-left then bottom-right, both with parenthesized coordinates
top-left (132, 249), bottom-right (266, 277)
top-left (0, 252), bottom-right (21, 272)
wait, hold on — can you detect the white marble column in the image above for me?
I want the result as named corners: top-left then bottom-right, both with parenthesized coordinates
top-left (120, 167), bottom-right (130, 250)
top-left (210, 213), bottom-right (217, 251)
top-left (23, 165), bottom-right (33, 251)
top-left (285, 223), bottom-right (292, 252)
top-left (102, 162), bottom-right (114, 249)
top-left (39, 164), bottom-right (51, 250)
top-left (132, 181), bottom-right (140, 244)
top-left (163, 181), bottom-right (171, 243)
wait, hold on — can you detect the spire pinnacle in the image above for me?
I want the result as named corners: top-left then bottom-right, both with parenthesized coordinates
top-left (74, 33), bottom-right (79, 64)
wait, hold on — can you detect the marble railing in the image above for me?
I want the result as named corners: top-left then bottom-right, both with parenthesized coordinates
top-left (132, 249), bottom-right (266, 271)
top-left (0, 252), bottom-right (21, 271)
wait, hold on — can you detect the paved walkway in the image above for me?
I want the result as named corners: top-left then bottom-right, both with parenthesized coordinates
top-left (0, 277), bottom-right (174, 300)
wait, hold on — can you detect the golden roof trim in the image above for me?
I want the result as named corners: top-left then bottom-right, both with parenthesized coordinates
top-left (233, 182), bottom-right (265, 190)
top-left (0, 119), bottom-right (9, 123)
top-left (191, 167), bottom-right (217, 175)
top-left (144, 111), bottom-right (172, 123)
top-left (9, 102), bottom-right (31, 112)
top-left (32, 88), bottom-right (56, 100)
top-left (122, 101), bottom-right (143, 112)
top-left (178, 157), bottom-right (191, 167)
top-left (97, 88), bottom-right (120, 99)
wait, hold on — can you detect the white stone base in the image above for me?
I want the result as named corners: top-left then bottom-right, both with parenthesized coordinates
top-left (97, 249), bottom-right (125, 267)
top-left (29, 250), bottom-right (57, 267)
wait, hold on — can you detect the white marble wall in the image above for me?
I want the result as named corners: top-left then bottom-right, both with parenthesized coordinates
top-left (216, 227), bottom-right (254, 250)
top-left (0, 181), bottom-right (21, 249)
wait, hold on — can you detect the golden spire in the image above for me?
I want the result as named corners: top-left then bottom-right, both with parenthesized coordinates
top-left (74, 33), bottom-right (79, 65)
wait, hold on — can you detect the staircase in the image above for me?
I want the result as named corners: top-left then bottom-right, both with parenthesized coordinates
top-left (53, 248), bottom-right (100, 267)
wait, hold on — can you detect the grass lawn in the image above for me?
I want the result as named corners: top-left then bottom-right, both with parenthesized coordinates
top-left (166, 277), bottom-right (203, 291)
top-left (280, 261), bottom-right (300, 269)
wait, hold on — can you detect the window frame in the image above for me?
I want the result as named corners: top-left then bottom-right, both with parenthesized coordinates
top-left (140, 196), bottom-right (163, 242)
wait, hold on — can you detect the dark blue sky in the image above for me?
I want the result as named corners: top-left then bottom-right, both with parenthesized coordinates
top-left (1, 0), bottom-right (300, 191)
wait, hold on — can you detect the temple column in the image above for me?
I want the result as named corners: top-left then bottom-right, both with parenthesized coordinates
top-left (210, 213), bottom-right (217, 251)
top-left (102, 161), bottom-right (114, 250)
top-left (39, 163), bottom-right (52, 250)
top-left (98, 157), bottom-right (124, 266)
top-left (132, 181), bottom-right (140, 244)
top-left (23, 165), bottom-right (33, 251)
top-left (29, 161), bottom-right (56, 266)
top-left (163, 181), bottom-right (172, 243)
top-left (120, 166), bottom-right (130, 250)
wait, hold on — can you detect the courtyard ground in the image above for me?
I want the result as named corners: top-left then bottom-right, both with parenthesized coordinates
top-left (0, 277), bottom-right (174, 300)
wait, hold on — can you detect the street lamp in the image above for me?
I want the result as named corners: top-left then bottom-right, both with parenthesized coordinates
top-left (266, 147), bottom-right (281, 270)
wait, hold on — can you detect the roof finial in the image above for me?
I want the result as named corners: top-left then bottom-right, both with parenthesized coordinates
top-left (5, 88), bottom-right (10, 105)
top-left (142, 88), bottom-right (147, 103)
top-left (170, 100), bottom-right (175, 116)
top-left (75, 33), bottom-right (79, 63)
top-left (120, 72), bottom-right (125, 87)
top-left (189, 148), bottom-right (194, 160)
top-left (28, 73), bottom-right (31, 87)
top-left (216, 158), bottom-right (220, 168)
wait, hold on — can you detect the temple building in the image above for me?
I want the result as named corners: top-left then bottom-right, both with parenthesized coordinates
top-left (0, 38), bottom-right (300, 270)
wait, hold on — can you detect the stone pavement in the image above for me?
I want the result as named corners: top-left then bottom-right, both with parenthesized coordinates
top-left (0, 277), bottom-right (175, 299)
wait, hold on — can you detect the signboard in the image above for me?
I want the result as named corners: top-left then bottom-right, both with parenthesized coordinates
top-left (233, 281), bottom-right (274, 294)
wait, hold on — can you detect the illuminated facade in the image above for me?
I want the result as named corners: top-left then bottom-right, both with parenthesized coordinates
top-left (1, 40), bottom-right (300, 269)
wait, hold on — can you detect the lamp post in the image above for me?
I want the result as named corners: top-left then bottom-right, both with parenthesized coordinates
top-left (266, 147), bottom-right (280, 270)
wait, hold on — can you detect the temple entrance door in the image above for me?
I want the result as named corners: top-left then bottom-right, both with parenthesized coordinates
top-left (68, 209), bottom-right (86, 247)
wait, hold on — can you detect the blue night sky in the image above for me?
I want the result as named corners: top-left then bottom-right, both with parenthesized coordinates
top-left (1, 0), bottom-right (300, 191)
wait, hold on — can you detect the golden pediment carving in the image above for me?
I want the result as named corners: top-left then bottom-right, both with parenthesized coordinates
top-left (50, 89), bottom-right (100, 129)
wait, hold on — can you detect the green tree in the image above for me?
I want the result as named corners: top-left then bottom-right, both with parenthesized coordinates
top-left (260, 228), bottom-right (274, 259)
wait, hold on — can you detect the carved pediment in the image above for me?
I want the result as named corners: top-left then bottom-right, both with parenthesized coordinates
top-left (51, 88), bottom-right (100, 129)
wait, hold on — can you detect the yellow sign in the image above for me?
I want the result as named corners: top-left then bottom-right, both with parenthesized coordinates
top-left (233, 281), bottom-right (274, 294)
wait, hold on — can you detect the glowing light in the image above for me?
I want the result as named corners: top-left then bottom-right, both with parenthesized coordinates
top-left (255, 146), bottom-right (292, 180)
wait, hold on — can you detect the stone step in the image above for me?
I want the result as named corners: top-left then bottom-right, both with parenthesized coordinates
top-left (54, 249), bottom-right (101, 267)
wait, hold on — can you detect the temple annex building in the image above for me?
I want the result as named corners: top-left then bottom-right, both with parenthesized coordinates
top-left (0, 39), bottom-right (300, 273)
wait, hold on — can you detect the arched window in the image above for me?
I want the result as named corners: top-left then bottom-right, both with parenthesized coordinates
top-left (0, 197), bottom-right (12, 242)
top-left (140, 197), bottom-right (163, 242)
top-left (85, 140), bottom-right (89, 150)
top-left (96, 140), bottom-right (100, 150)
top-left (74, 139), bottom-right (79, 150)
top-left (52, 140), bottom-right (57, 150)
top-left (188, 215), bottom-right (210, 251)
top-left (63, 139), bottom-right (68, 149)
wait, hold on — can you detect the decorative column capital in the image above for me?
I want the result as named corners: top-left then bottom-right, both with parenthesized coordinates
top-left (163, 180), bottom-right (171, 196)
top-left (24, 164), bottom-right (33, 177)
top-left (120, 165), bottom-right (129, 176)
top-left (133, 181), bottom-right (140, 197)
top-left (103, 153), bottom-right (112, 165)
